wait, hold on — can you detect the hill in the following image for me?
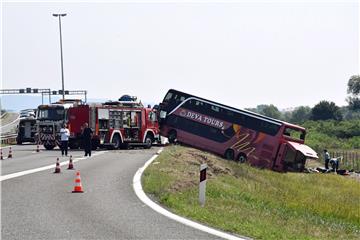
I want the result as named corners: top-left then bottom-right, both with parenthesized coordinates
top-left (143, 145), bottom-right (360, 239)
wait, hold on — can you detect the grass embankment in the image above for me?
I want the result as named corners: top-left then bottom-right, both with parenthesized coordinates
top-left (143, 145), bottom-right (360, 240)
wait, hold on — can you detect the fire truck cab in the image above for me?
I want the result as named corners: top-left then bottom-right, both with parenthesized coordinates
top-left (36, 100), bottom-right (82, 150)
top-left (67, 96), bottom-right (160, 149)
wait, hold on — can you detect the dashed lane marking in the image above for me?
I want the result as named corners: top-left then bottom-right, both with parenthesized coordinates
top-left (0, 151), bottom-right (107, 181)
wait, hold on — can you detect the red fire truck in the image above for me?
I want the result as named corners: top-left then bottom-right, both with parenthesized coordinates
top-left (67, 97), bottom-right (160, 150)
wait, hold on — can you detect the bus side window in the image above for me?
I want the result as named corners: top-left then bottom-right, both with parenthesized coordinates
top-left (211, 106), bottom-right (219, 112)
top-left (165, 92), bottom-right (173, 101)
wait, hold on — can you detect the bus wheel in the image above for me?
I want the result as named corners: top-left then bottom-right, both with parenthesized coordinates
top-left (168, 130), bottom-right (177, 144)
top-left (144, 135), bottom-right (153, 149)
top-left (112, 135), bottom-right (121, 149)
top-left (237, 153), bottom-right (247, 163)
top-left (224, 149), bottom-right (234, 160)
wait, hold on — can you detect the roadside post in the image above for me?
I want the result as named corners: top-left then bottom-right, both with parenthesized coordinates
top-left (199, 163), bottom-right (207, 207)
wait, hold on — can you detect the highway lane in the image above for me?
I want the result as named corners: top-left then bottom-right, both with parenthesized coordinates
top-left (1, 144), bottom-right (92, 175)
top-left (0, 113), bottom-right (20, 134)
top-left (1, 145), bottom-right (220, 240)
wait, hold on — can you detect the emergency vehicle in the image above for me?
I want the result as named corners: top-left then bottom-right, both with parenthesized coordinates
top-left (67, 96), bottom-right (160, 149)
top-left (36, 100), bottom-right (82, 150)
top-left (16, 117), bottom-right (37, 144)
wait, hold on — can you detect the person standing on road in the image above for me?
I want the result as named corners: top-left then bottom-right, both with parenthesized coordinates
top-left (82, 122), bottom-right (93, 157)
top-left (324, 149), bottom-right (331, 169)
top-left (60, 123), bottom-right (70, 156)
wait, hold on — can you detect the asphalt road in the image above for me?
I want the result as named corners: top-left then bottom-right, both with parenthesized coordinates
top-left (1, 145), bottom-right (220, 240)
top-left (0, 112), bottom-right (19, 134)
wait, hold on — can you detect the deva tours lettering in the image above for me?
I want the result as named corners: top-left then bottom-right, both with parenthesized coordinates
top-left (181, 110), bottom-right (224, 129)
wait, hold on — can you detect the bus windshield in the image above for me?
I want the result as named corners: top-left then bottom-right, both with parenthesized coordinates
top-left (37, 107), bottom-right (65, 120)
top-left (283, 127), bottom-right (305, 141)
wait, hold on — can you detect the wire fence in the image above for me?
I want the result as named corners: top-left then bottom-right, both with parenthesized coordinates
top-left (328, 151), bottom-right (360, 171)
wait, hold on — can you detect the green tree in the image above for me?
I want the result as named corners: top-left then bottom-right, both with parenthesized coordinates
top-left (348, 75), bottom-right (360, 95)
top-left (247, 104), bottom-right (282, 119)
top-left (261, 104), bottom-right (282, 119)
top-left (347, 75), bottom-right (360, 110)
top-left (290, 106), bottom-right (311, 123)
top-left (310, 101), bottom-right (343, 121)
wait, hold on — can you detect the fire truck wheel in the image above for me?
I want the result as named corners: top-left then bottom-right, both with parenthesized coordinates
top-left (44, 144), bottom-right (55, 150)
top-left (168, 130), bottom-right (177, 144)
top-left (237, 153), bottom-right (247, 163)
top-left (224, 149), bottom-right (235, 160)
top-left (112, 134), bottom-right (121, 149)
top-left (144, 135), bottom-right (153, 149)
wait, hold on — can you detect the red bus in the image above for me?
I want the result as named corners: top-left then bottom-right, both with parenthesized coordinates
top-left (67, 99), bottom-right (160, 150)
top-left (158, 89), bottom-right (318, 172)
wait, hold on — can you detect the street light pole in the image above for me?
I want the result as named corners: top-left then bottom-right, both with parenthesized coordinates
top-left (53, 13), bottom-right (67, 101)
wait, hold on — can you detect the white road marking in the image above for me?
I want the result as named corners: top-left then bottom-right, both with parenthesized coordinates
top-left (0, 151), bottom-right (107, 181)
top-left (0, 116), bottom-right (20, 129)
top-left (133, 148), bottom-right (247, 240)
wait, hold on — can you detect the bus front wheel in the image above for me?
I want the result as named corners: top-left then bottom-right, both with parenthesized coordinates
top-left (237, 153), bottom-right (247, 163)
top-left (224, 149), bottom-right (234, 160)
top-left (168, 130), bottom-right (177, 144)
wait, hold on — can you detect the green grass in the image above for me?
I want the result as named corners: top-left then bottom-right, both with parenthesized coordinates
top-left (143, 145), bottom-right (360, 240)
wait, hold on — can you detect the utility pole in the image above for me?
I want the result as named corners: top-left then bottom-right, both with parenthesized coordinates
top-left (53, 13), bottom-right (67, 101)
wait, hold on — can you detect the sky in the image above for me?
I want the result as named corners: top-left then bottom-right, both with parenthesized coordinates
top-left (1, 0), bottom-right (359, 110)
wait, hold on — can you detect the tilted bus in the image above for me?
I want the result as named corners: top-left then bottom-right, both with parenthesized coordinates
top-left (158, 89), bottom-right (318, 172)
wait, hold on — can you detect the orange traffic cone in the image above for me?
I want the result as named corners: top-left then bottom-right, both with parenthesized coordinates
top-left (36, 144), bottom-right (40, 153)
top-left (54, 158), bottom-right (61, 173)
top-left (67, 155), bottom-right (74, 170)
top-left (7, 147), bottom-right (12, 158)
top-left (72, 171), bottom-right (84, 193)
top-left (0, 149), bottom-right (3, 160)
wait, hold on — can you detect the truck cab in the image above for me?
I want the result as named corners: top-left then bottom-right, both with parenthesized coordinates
top-left (16, 117), bottom-right (37, 144)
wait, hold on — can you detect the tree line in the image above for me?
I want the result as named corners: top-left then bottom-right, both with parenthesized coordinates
top-left (246, 75), bottom-right (360, 123)
top-left (246, 75), bottom-right (360, 151)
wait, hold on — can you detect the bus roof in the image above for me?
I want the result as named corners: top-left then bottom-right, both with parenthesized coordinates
top-left (166, 89), bottom-right (288, 126)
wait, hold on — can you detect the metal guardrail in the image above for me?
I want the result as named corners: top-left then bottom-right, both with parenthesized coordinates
top-left (1, 133), bottom-right (17, 145)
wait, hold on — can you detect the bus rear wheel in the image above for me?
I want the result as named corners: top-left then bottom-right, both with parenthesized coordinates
top-left (224, 149), bottom-right (234, 160)
top-left (168, 130), bottom-right (177, 144)
top-left (237, 153), bottom-right (247, 163)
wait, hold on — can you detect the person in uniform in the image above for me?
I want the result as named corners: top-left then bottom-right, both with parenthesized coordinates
top-left (82, 122), bottom-right (93, 157)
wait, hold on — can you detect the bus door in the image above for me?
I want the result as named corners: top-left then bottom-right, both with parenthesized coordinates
top-left (273, 143), bottom-right (287, 171)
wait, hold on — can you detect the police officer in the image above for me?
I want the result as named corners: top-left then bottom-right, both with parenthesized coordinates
top-left (82, 122), bottom-right (93, 157)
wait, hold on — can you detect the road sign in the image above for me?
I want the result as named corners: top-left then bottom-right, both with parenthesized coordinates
top-left (199, 163), bottom-right (207, 206)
